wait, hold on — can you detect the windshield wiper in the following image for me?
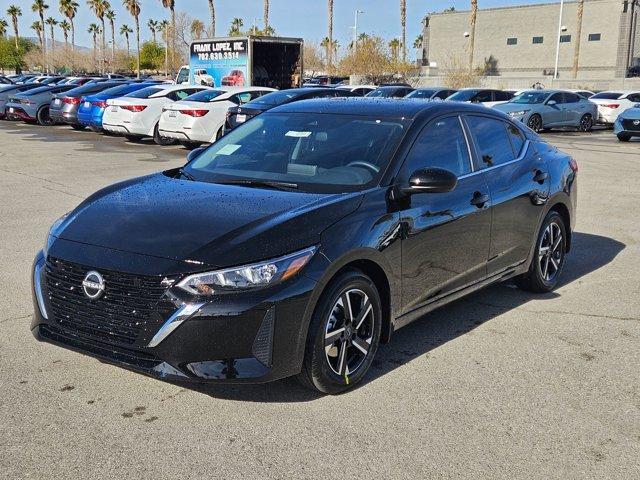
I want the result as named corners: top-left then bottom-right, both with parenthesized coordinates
top-left (178, 167), bottom-right (195, 181)
top-left (215, 179), bottom-right (299, 190)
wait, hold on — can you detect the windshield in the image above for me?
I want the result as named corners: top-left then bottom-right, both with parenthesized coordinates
top-left (246, 89), bottom-right (301, 106)
top-left (510, 91), bottom-right (549, 104)
top-left (183, 89), bottom-right (225, 102)
top-left (185, 113), bottom-right (408, 193)
top-left (591, 92), bottom-right (622, 100)
top-left (406, 89), bottom-right (436, 99)
top-left (125, 86), bottom-right (164, 99)
top-left (366, 89), bottom-right (395, 98)
top-left (447, 90), bottom-right (479, 101)
top-left (99, 84), bottom-right (140, 96)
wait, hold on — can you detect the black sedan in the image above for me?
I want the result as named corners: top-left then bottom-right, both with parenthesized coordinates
top-left (32, 99), bottom-right (577, 393)
top-left (225, 87), bottom-right (355, 132)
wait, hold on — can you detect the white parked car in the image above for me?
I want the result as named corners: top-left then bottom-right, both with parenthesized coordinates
top-left (158, 86), bottom-right (276, 146)
top-left (102, 84), bottom-right (210, 145)
top-left (193, 69), bottom-right (215, 87)
top-left (446, 88), bottom-right (514, 107)
top-left (589, 90), bottom-right (640, 124)
top-left (335, 84), bottom-right (377, 96)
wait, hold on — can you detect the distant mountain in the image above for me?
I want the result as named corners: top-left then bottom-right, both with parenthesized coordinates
top-left (24, 36), bottom-right (90, 51)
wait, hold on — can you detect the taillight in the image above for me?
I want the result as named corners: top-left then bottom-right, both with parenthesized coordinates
top-left (92, 100), bottom-right (108, 108)
top-left (601, 103), bottom-right (620, 109)
top-left (120, 105), bottom-right (147, 112)
top-left (62, 96), bottom-right (81, 105)
top-left (180, 109), bottom-right (208, 117)
top-left (569, 158), bottom-right (578, 173)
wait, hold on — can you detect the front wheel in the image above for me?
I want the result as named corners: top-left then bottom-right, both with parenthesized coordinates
top-left (297, 270), bottom-right (382, 394)
top-left (617, 133), bottom-right (631, 142)
top-left (517, 211), bottom-right (567, 293)
top-left (527, 114), bottom-right (543, 133)
top-left (578, 113), bottom-right (593, 132)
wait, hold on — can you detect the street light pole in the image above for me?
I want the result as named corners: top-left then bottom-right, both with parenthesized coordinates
top-left (554, 0), bottom-right (565, 79)
top-left (353, 9), bottom-right (364, 52)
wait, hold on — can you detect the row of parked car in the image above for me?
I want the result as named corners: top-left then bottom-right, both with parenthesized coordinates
top-left (2, 73), bottom-right (640, 143)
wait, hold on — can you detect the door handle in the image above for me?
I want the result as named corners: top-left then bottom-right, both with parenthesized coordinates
top-left (470, 192), bottom-right (489, 208)
top-left (533, 170), bottom-right (548, 184)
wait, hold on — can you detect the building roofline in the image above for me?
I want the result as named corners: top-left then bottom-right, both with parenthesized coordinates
top-left (425, 0), bottom-right (617, 18)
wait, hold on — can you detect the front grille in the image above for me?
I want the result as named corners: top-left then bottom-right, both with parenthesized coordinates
top-left (621, 119), bottom-right (640, 131)
top-left (45, 257), bottom-right (168, 345)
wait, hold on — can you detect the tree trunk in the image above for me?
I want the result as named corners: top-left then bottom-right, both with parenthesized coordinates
top-left (469, 0), bottom-right (478, 74)
top-left (101, 18), bottom-right (106, 74)
top-left (209, 0), bottom-right (216, 37)
top-left (111, 22), bottom-right (116, 70)
top-left (171, 8), bottom-right (176, 76)
top-left (401, 0), bottom-right (407, 62)
top-left (12, 22), bottom-right (18, 51)
top-left (327, 0), bottom-right (333, 74)
top-left (572, 0), bottom-right (584, 78)
top-left (71, 19), bottom-right (75, 52)
top-left (125, 35), bottom-right (130, 56)
top-left (264, 0), bottom-right (269, 29)
top-left (40, 13), bottom-right (46, 73)
top-left (136, 19), bottom-right (140, 79)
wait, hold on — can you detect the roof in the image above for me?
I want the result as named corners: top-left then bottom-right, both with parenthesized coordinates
top-left (269, 97), bottom-right (493, 119)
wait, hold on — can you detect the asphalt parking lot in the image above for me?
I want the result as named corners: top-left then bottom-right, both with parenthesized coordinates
top-left (0, 122), bottom-right (639, 479)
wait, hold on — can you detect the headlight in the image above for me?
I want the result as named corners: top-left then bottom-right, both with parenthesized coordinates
top-left (43, 213), bottom-right (69, 257)
top-left (176, 246), bottom-right (317, 295)
top-left (508, 110), bottom-right (529, 117)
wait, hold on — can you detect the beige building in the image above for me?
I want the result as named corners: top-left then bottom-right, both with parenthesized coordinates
top-left (421, 0), bottom-right (640, 80)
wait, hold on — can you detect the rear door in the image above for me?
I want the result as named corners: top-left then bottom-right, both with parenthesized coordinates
top-left (561, 92), bottom-right (584, 125)
top-left (398, 115), bottom-right (492, 314)
top-left (545, 92), bottom-right (565, 125)
top-left (464, 115), bottom-right (550, 275)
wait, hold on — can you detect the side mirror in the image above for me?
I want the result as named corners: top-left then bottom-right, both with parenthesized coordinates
top-left (401, 168), bottom-right (458, 195)
top-left (187, 146), bottom-right (206, 163)
top-left (547, 99), bottom-right (557, 106)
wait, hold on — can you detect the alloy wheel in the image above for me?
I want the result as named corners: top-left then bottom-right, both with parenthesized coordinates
top-left (538, 222), bottom-right (563, 282)
top-left (528, 115), bottom-right (542, 132)
top-left (579, 114), bottom-right (593, 132)
top-left (324, 288), bottom-right (375, 377)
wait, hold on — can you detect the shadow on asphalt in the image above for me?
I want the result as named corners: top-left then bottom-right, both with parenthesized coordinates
top-left (182, 232), bottom-right (625, 402)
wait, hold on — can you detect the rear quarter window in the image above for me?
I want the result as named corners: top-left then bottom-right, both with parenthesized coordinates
top-left (466, 116), bottom-right (517, 168)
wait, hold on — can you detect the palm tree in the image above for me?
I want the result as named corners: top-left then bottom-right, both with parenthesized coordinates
top-left (59, 0), bottom-right (78, 52)
top-left (159, 1), bottom-right (176, 74)
top-left (159, 19), bottom-right (169, 77)
top-left (45, 17), bottom-right (57, 51)
top-left (0, 20), bottom-right (8, 38)
top-left (208, 0), bottom-right (215, 37)
top-left (229, 18), bottom-right (243, 36)
top-left (191, 19), bottom-right (205, 40)
top-left (7, 5), bottom-right (21, 51)
top-left (400, 0), bottom-right (407, 62)
top-left (88, 23), bottom-right (100, 71)
top-left (264, 0), bottom-right (269, 30)
top-left (123, 0), bottom-right (141, 78)
top-left (120, 24), bottom-right (132, 56)
top-left (147, 19), bottom-right (158, 43)
top-left (468, 0), bottom-right (478, 74)
top-left (572, 0), bottom-right (584, 78)
top-left (106, 9), bottom-right (115, 70)
top-left (389, 38), bottom-right (401, 62)
top-left (32, 0), bottom-right (49, 71)
top-left (87, 0), bottom-right (110, 74)
top-left (31, 21), bottom-right (44, 70)
top-left (413, 34), bottom-right (423, 50)
top-left (327, 0), bottom-right (333, 73)
top-left (59, 19), bottom-right (70, 46)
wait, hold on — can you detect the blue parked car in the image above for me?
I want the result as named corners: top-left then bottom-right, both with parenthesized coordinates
top-left (614, 103), bottom-right (640, 141)
top-left (77, 82), bottom-right (161, 130)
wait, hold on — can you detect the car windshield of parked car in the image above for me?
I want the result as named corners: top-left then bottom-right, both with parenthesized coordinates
top-left (186, 113), bottom-right (408, 192)
top-left (406, 89), bottom-right (436, 99)
top-left (366, 89), bottom-right (393, 98)
top-left (590, 92), bottom-right (622, 100)
top-left (183, 89), bottom-right (225, 102)
top-left (125, 86), bottom-right (165, 99)
top-left (447, 90), bottom-right (479, 101)
top-left (247, 90), bottom-right (301, 106)
top-left (100, 84), bottom-right (139, 96)
top-left (510, 91), bottom-right (549, 104)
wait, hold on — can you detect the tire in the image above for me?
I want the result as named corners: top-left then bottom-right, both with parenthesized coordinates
top-left (617, 133), bottom-right (631, 142)
top-left (527, 114), bottom-right (543, 133)
top-left (297, 270), bottom-right (382, 394)
top-left (153, 123), bottom-right (176, 146)
top-left (578, 113), bottom-right (593, 132)
top-left (71, 124), bottom-right (86, 131)
top-left (36, 106), bottom-right (54, 126)
top-left (516, 211), bottom-right (567, 293)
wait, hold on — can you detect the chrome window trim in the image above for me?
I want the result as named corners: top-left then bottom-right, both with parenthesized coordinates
top-left (458, 115), bottom-right (476, 173)
top-left (458, 140), bottom-right (530, 180)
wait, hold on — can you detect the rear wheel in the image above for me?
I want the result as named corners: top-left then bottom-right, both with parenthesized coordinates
top-left (617, 133), bottom-right (631, 142)
top-left (36, 106), bottom-right (54, 126)
top-left (297, 270), bottom-right (382, 394)
top-left (578, 113), bottom-right (593, 132)
top-left (527, 114), bottom-right (543, 133)
top-left (517, 211), bottom-right (567, 293)
top-left (153, 123), bottom-right (176, 146)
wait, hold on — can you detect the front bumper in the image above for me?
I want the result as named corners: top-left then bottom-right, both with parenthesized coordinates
top-left (5, 105), bottom-right (35, 121)
top-left (614, 117), bottom-right (640, 136)
top-left (31, 247), bottom-right (318, 384)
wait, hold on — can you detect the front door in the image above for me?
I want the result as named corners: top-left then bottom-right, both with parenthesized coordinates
top-left (398, 115), bottom-right (492, 315)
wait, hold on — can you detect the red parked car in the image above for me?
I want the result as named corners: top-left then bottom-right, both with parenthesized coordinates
top-left (221, 70), bottom-right (245, 87)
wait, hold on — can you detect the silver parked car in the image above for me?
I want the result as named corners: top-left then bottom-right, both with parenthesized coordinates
top-left (4, 84), bottom-right (75, 125)
top-left (493, 89), bottom-right (598, 132)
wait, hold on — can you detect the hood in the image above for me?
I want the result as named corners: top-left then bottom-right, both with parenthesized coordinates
top-left (493, 103), bottom-right (533, 114)
top-left (620, 107), bottom-right (640, 119)
top-left (55, 173), bottom-right (362, 269)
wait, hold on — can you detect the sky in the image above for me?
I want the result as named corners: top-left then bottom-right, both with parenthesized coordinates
top-left (0, 0), bottom-right (552, 55)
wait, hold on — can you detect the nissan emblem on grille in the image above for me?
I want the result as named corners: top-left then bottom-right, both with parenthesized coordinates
top-left (82, 271), bottom-right (105, 299)
top-left (634, 120), bottom-right (640, 126)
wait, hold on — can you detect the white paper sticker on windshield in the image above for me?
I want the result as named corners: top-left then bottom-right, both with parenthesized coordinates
top-left (285, 131), bottom-right (312, 138)
top-left (216, 144), bottom-right (241, 155)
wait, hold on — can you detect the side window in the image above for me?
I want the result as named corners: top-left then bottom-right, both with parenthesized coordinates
top-left (232, 92), bottom-right (253, 104)
top-left (474, 90), bottom-right (492, 103)
top-left (506, 123), bottom-right (526, 157)
top-left (548, 92), bottom-right (564, 104)
top-left (434, 90), bottom-right (449, 99)
top-left (466, 116), bottom-right (516, 168)
top-left (402, 116), bottom-right (472, 177)
top-left (495, 91), bottom-right (513, 101)
top-left (626, 93), bottom-right (640, 102)
top-left (564, 92), bottom-right (580, 103)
